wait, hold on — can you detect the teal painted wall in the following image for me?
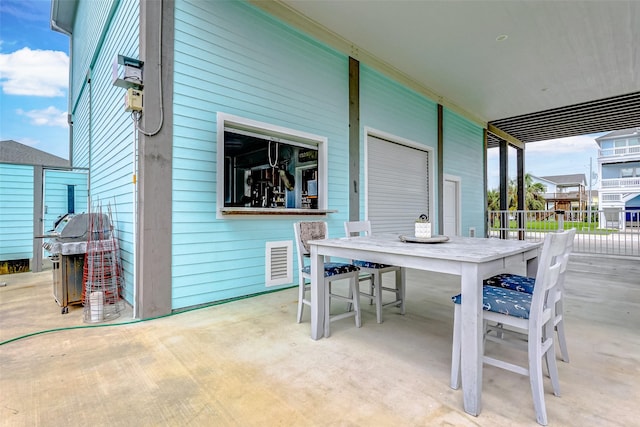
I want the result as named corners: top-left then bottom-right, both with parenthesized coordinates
top-left (72, 87), bottom-right (91, 169)
top-left (360, 65), bottom-right (438, 146)
top-left (0, 164), bottom-right (34, 260)
top-left (69, 0), bottom-right (138, 304)
top-left (443, 108), bottom-right (485, 236)
top-left (43, 170), bottom-right (89, 231)
top-left (69, 0), bottom-right (120, 171)
top-left (67, 0), bottom-right (489, 312)
top-left (173, 0), bottom-right (350, 308)
top-left (359, 65), bottom-right (439, 224)
top-left (70, 0), bottom-right (118, 101)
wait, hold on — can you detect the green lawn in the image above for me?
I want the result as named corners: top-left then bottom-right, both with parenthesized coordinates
top-left (490, 220), bottom-right (617, 234)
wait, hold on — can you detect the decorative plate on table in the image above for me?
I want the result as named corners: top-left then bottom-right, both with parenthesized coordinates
top-left (399, 235), bottom-right (450, 244)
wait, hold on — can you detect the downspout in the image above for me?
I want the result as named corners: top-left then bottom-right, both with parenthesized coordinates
top-left (67, 38), bottom-right (74, 167)
top-left (132, 111), bottom-right (138, 317)
top-left (87, 69), bottom-right (92, 207)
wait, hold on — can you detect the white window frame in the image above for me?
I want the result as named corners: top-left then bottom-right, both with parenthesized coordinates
top-left (216, 113), bottom-right (328, 218)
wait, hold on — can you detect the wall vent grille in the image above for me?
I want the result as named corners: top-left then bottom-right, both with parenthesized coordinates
top-left (265, 241), bottom-right (292, 287)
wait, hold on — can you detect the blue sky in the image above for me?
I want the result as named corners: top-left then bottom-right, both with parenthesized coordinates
top-left (0, 0), bottom-right (604, 185)
top-left (0, 0), bottom-right (70, 159)
top-left (486, 132), bottom-right (604, 191)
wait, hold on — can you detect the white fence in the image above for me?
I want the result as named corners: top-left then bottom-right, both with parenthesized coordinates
top-left (488, 209), bottom-right (640, 257)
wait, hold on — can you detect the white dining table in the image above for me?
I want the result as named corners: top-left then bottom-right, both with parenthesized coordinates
top-left (308, 233), bottom-right (541, 417)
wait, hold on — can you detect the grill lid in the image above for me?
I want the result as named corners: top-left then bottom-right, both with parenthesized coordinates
top-left (43, 213), bottom-right (113, 255)
top-left (52, 213), bottom-right (112, 242)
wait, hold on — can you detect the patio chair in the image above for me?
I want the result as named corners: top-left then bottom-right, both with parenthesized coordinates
top-left (293, 221), bottom-right (361, 337)
top-left (450, 229), bottom-right (572, 426)
top-left (482, 228), bottom-right (576, 362)
top-left (344, 220), bottom-right (405, 323)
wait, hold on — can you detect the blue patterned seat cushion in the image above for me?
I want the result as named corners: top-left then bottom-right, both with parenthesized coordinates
top-left (302, 262), bottom-right (360, 277)
top-left (353, 260), bottom-right (394, 269)
top-left (484, 273), bottom-right (536, 294)
top-left (452, 286), bottom-right (532, 319)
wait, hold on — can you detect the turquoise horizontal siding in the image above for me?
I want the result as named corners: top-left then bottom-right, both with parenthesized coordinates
top-left (72, 87), bottom-right (91, 169)
top-left (173, 0), bottom-right (349, 308)
top-left (360, 65), bottom-right (438, 145)
top-left (43, 170), bottom-right (89, 231)
top-left (443, 108), bottom-right (485, 236)
top-left (0, 164), bottom-right (34, 260)
top-left (71, 0), bottom-right (118, 103)
top-left (69, 0), bottom-right (139, 304)
top-left (359, 65), bottom-right (439, 223)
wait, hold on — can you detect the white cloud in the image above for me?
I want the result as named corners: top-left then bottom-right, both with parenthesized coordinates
top-left (487, 133), bottom-right (602, 172)
top-left (486, 133), bottom-right (605, 189)
top-left (525, 134), bottom-right (602, 154)
top-left (488, 133), bottom-right (604, 159)
top-left (17, 106), bottom-right (68, 128)
top-left (0, 47), bottom-right (68, 96)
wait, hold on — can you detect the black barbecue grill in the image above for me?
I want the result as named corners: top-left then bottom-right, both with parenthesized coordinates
top-left (43, 213), bottom-right (112, 314)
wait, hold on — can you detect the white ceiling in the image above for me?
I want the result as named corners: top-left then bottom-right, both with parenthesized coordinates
top-left (276, 0), bottom-right (639, 128)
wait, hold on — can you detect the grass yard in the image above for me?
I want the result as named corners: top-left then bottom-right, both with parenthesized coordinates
top-left (490, 220), bottom-right (618, 234)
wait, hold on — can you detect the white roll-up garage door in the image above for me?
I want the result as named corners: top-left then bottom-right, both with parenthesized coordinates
top-left (366, 135), bottom-right (431, 235)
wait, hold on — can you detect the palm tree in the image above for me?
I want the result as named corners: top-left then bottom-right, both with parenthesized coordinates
top-left (524, 174), bottom-right (546, 211)
top-left (488, 173), bottom-right (546, 211)
top-left (487, 189), bottom-right (500, 211)
top-left (487, 189), bottom-right (500, 226)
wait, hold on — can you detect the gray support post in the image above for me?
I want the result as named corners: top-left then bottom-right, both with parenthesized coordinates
top-left (437, 105), bottom-right (444, 235)
top-left (483, 129), bottom-right (488, 237)
top-left (516, 146), bottom-right (525, 240)
top-left (32, 166), bottom-right (43, 272)
top-left (137, 0), bottom-right (174, 318)
top-left (348, 57), bottom-right (360, 221)
top-left (499, 139), bottom-right (509, 239)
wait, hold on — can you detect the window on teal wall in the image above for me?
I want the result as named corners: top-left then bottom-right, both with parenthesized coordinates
top-left (216, 113), bottom-right (328, 217)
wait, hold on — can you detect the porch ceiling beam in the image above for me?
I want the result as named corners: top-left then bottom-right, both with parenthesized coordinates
top-left (487, 124), bottom-right (524, 150)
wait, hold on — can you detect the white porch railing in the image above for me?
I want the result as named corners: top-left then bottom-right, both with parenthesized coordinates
top-left (487, 209), bottom-right (640, 257)
top-left (599, 145), bottom-right (640, 157)
top-left (600, 177), bottom-right (640, 188)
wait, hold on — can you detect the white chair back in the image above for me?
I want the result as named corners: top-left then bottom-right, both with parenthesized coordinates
top-left (344, 220), bottom-right (372, 237)
top-left (557, 228), bottom-right (576, 287)
top-left (292, 221), bottom-right (362, 335)
top-left (529, 230), bottom-right (572, 331)
top-left (293, 221), bottom-right (327, 257)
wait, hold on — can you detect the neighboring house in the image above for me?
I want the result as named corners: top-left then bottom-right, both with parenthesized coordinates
top-left (0, 140), bottom-right (87, 272)
top-left (50, 0), bottom-right (487, 317)
top-left (596, 128), bottom-right (640, 228)
top-left (534, 173), bottom-right (588, 211)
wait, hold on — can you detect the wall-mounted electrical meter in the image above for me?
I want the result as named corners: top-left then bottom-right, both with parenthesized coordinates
top-left (112, 55), bottom-right (144, 89)
top-left (125, 88), bottom-right (143, 112)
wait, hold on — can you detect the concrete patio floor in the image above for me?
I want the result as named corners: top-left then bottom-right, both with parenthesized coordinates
top-left (1, 254), bottom-right (638, 426)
